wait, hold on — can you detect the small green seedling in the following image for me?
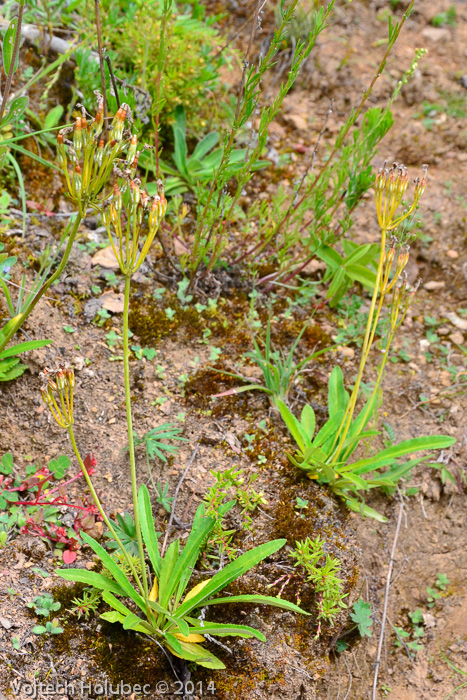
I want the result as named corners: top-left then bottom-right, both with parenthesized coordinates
top-left (32, 619), bottom-right (63, 636)
top-left (27, 593), bottom-right (61, 617)
top-left (350, 599), bottom-right (373, 638)
top-left (155, 482), bottom-right (173, 513)
top-left (427, 572), bottom-right (449, 607)
top-left (295, 497), bottom-right (309, 518)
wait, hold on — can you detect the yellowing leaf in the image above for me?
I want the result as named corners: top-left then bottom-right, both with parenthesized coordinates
top-left (182, 579), bottom-right (210, 604)
top-left (174, 632), bottom-right (205, 643)
top-left (149, 578), bottom-right (159, 602)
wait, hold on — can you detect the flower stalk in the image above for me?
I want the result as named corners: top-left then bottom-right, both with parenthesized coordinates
top-left (40, 364), bottom-right (146, 595)
top-left (329, 162), bottom-right (426, 462)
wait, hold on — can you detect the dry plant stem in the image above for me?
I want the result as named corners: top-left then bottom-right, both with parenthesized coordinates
top-left (104, 52), bottom-right (121, 109)
top-left (161, 444), bottom-right (199, 556)
top-left (94, 0), bottom-right (107, 138)
top-left (123, 274), bottom-right (149, 607)
top-left (0, 3), bottom-right (25, 126)
top-left (0, 213), bottom-right (82, 353)
top-left (67, 425), bottom-right (145, 596)
top-left (372, 501), bottom-right (404, 699)
top-left (271, 1), bottom-right (414, 245)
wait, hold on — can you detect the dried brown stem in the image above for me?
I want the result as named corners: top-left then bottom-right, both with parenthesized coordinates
top-left (94, 0), bottom-right (107, 138)
top-left (372, 500), bottom-right (404, 699)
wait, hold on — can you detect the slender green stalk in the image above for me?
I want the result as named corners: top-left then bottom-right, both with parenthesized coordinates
top-left (67, 425), bottom-right (145, 596)
top-left (0, 213), bottom-right (82, 353)
top-left (123, 273), bottom-right (150, 607)
top-left (0, 2), bottom-right (25, 127)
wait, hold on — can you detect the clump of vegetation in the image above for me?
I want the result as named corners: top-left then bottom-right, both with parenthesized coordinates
top-left (0, 0), bottom-right (458, 689)
top-left (75, 0), bottom-right (233, 134)
top-left (268, 535), bottom-right (347, 637)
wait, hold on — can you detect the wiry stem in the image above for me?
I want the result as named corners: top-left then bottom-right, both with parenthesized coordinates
top-left (67, 425), bottom-right (145, 596)
top-left (0, 213), bottom-right (82, 353)
top-left (0, 2), bottom-right (25, 127)
top-left (123, 274), bottom-right (150, 609)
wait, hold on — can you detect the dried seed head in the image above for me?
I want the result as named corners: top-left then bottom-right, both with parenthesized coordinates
top-left (65, 367), bottom-right (75, 389)
top-left (127, 135), bottom-right (137, 165)
top-left (113, 181), bottom-right (122, 212)
top-left (130, 179), bottom-right (141, 207)
top-left (73, 117), bottom-right (82, 152)
top-left (56, 369), bottom-right (66, 391)
top-left (41, 387), bottom-right (54, 407)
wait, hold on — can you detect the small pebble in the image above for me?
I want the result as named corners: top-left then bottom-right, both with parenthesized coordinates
top-left (449, 331), bottom-right (464, 345)
top-left (424, 280), bottom-right (446, 291)
top-left (447, 249), bottom-right (459, 259)
top-left (338, 346), bottom-right (355, 359)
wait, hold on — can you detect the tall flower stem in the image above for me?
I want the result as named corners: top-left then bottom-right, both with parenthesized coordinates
top-left (329, 227), bottom-right (388, 461)
top-left (67, 425), bottom-right (145, 597)
top-left (0, 214), bottom-right (82, 354)
top-left (123, 273), bottom-right (149, 607)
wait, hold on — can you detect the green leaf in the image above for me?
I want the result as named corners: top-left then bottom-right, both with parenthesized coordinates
top-left (174, 540), bottom-right (287, 618)
top-left (165, 638), bottom-right (225, 669)
top-left (346, 263), bottom-right (377, 290)
top-left (350, 599), bottom-right (373, 637)
top-left (1, 453), bottom-right (14, 475)
top-left (315, 244), bottom-right (344, 269)
top-left (328, 366), bottom-right (349, 418)
top-left (138, 484), bottom-right (162, 579)
top-left (170, 509), bottom-right (216, 606)
top-left (55, 568), bottom-right (129, 597)
top-left (342, 243), bottom-right (374, 266)
top-left (147, 600), bottom-right (189, 637)
top-left (326, 267), bottom-right (347, 301)
top-left (76, 532), bottom-right (146, 613)
top-left (344, 497), bottom-right (387, 522)
top-left (191, 132), bottom-right (220, 161)
top-left (100, 609), bottom-right (154, 634)
top-left (172, 105), bottom-right (188, 177)
top-left (158, 540), bottom-right (180, 608)
top-left (277, 400), bottom-right (308, 453)
top-left (44, 105), bottom-right (64, 129)
top-left (3, 17), bottom-right (20, 76)
top-left (351, 435), bottom-right (456, 475)
top-left (312, 411), bottom-right (344, 451)
top-left (0, 339), bottom-right (52, 359)
top-left (186, 622), bottom-right (265, 641)
top-left (0, 361), bottom-right (27, 381)
top-left (0, 314), bottom-right (23, 346)
top-left (201, 594), bottom-right (309, 616)
top-left (1, 96), bottom-right (29, 129)
top-left (300, 404), bottom-right (316, 441)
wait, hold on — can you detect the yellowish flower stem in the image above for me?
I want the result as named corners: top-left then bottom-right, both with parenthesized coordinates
top-left (67, 425), bottom-right (145, 596)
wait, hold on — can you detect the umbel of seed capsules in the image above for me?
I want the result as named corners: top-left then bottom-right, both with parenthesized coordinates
top-left (56, 101), bottom-right (137, 214)
top-left (101, 178), bottom-right (167, 275)
top-left (375, 161), bottom-right (427, 230)
top-left (40, 365), bottom-right (75, 428)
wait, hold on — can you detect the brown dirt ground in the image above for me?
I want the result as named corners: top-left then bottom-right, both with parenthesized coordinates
top-left (1, 1), bottom-right (467, 699)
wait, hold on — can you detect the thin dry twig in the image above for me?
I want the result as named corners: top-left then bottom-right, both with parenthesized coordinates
top-left (161, 443), bottom-right (199, 555)
top-left (103, 51), bottom-right (121, 109)
top-left (372, 500), bottom-right (404, 699)
top-left (342, 652), bottom-right (353, 700)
